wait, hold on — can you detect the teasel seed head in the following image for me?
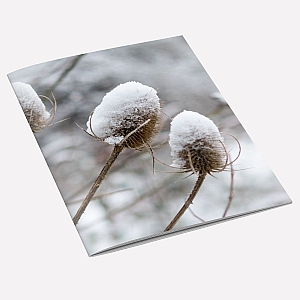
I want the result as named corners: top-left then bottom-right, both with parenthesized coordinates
top-left (86, 81), bottom-right (163, 149)
top-left (12, 82), bottom-right (52, 133)
top-left (169, 110), bottom-right (227, 175)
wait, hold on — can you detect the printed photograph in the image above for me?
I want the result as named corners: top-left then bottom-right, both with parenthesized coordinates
top-left (8, 36), bottom-right (292, 255)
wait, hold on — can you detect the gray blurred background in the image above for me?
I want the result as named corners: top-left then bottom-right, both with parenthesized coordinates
top-left (8, 36), bottom-right (291, 255)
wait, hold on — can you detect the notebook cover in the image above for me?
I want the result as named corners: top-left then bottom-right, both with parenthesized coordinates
top-left (8, 36), bottom-right (292, 256)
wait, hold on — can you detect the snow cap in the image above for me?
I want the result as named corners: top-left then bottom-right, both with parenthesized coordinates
top-left (87, 81), bottom-right (162, 148)
top-left (12, 82), bottom-right (51, 133)
top-left (169, 110), bottom-right (226, 174)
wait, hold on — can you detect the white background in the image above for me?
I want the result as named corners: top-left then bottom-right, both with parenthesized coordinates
top-left (1, 1), bottom-right (299, 299)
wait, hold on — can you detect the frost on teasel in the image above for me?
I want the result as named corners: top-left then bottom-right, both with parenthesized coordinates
top-left (169, 110), bottom-right (227, 175)
top-left (12, 82), bottom-right (53, 133)
top-left (86, 81), bottom-right (163, 149)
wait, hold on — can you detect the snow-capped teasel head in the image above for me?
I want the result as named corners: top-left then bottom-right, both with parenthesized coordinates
top-left (12, 82), bottom-right (52, 133)
top-left (169, 110), bottom-right (227, 175)
top-left (86, 81), bottom-right (163, 149)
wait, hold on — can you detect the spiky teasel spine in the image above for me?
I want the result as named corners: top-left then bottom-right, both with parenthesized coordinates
top-left (11, 82), bottom-right (55, 133)
top-left (164, 111), bottom-right (227, 232)
top-left (73, 82), bottom-right (163, 225)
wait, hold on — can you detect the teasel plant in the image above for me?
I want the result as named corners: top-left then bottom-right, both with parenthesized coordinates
top-left (11, 82), bottom-right (57, 133)
top-left (164, 110), bottom-right (241, 232)
top-left (72, 81), bottom-right (164, 225)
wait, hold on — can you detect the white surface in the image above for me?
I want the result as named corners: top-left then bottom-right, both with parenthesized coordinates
top-left (1, 1), bottom-right (299, 299)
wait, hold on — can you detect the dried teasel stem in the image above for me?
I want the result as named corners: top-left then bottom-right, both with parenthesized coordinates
top-left (164, 174), bottom-right (206, 231)
top-left (72, 144), bottom-right (125, 225)
top-left (73, 82), bottom-right (163, 225)
top-left (73, 118), bottom-right (154, 225)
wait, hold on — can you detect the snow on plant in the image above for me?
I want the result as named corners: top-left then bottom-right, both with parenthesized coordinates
top-left (164, 110), bottom-right (239, 232)
top-left (73, 81), bottom-right (163, 225)
top-left (169, 110), bottom-right (226, 175)
top-left (11, 82), bottom-right (55, 133)
top-left (86, 81), bottom-right (163, 149)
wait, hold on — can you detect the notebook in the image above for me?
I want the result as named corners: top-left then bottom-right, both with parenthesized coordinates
top-left (8, 36), bottom-right (292, 256)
